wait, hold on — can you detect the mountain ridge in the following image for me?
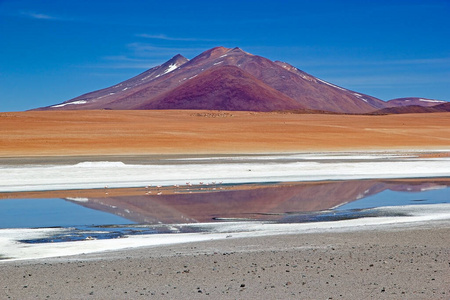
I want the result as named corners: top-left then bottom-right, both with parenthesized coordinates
top-left (36, 47), bottom-right (447, 114)
top-left (371, 102), bottom-right (450, 114)
top-left (386, 97), bottom-right (447, 107)
top-left (137, 65), bottom-right (302, 111)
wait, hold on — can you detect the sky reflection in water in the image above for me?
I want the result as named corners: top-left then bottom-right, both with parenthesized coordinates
top-left (0, 198), bottom-right (134, 229)
top-left (0, 179), bottom-right (448, 243)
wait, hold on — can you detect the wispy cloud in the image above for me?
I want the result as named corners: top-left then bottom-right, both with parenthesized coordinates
top-left (127, 43), bottom-right (206, 58)
top-left (386, 57), bottom-right (450, 66)
top-left (18, 10), bottom-right (79, 22)
top-left (293, 56), bottom-right (450, 68)
top-left (324, 73), bottom-right (450, 89)
top-left (20, 11), bottom-right (58, 20)
top-left (97, 55), bottom-right (164, 69)
top-left (135, 33), bottom-right (216, 42)
top-left (82, 44), bottom-right (208, 71)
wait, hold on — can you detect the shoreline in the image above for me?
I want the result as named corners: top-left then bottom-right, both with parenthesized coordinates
top-left (1, 201), bottom-right (449, 262)
top-left (1, 151), bottom-right (450, 193)
top-left (1, 148), bottom-right (450, 163)
top-left (1, 176), bottom-right (450, 200)
top-left (1, 220), bottom-right (449, 299)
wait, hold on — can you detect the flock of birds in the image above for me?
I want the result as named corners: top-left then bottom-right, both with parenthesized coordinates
top-left (103, 181), bottom-right (225, 196)
top-left (143, 181), bottom-right (225, 196)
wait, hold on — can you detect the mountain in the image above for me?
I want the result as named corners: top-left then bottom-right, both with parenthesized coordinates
top-left (271, 60), bottom-right (385, 113)
top-left (371, 102), bottom-right (450, 115)
top-left (47, 54), bottom-right (190, 110)
top-left (36, 46), bottom-right (444, 114)
top-left (68, 180), bottom-right (448, 224)
top-left (137, 65), bottom-right (302, 111)
top-left (386, 97), bottom-right (447, 108)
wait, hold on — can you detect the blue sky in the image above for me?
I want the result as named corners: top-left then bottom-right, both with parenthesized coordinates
top-left (1, 0), bottom-right (449, 111)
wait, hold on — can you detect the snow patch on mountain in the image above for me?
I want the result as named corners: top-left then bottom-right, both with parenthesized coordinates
top-left (163, 63), bottom-right (179, 74)
top-left (353, 93), bottom-right (369, 103)
top-left (141, 73), bottom-right (155, 81)
top-left (419, 99), bottom-right (445, 103)
top-left (317, 78), bottom-right (347, 91)
top-left (51, 100), bottom-right (87, 108)
top-left (154, 63), bottom-right (181, 79)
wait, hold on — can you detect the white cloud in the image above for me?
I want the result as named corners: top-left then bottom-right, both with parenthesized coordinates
top-left (20, 11), bottom-right (57, 20)
top-left (135, 33), bottom-right (216, 42)
top-left (295, 57), bottom-right (450, 68)
top-left (97, 55), bottom-right (163, 69)
top-left (386, 57), bottom-right (450, 66)
top-left (325, 73), bottom-right (450, 89)
top-left (126, 43), bottom-right (205, 58)
top-left (80, 45), bottom-right (204, 70)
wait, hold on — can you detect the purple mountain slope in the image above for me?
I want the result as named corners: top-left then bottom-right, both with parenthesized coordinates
top-left (36, 47), bottom-right (447, 114)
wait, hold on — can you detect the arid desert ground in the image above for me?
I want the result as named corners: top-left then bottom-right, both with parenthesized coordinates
top-left (1, 110), bottom-right (449, 157)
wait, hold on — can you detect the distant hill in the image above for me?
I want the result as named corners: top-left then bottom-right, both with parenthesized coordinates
top-left (386, 97), bottom-right (447, 108)
top-left (371, 102), bottom-right (450, 114)
top-left (35, 47), bottom-right (447, 114)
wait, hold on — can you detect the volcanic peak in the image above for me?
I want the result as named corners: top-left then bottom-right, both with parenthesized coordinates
top-left (37, 47), bottom-right (447, 114)
top-left (138, 65), bottom-right (302, 111)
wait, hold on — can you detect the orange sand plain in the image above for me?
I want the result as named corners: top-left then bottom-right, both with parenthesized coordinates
top-left (1, 110), bottom-right (449, 157)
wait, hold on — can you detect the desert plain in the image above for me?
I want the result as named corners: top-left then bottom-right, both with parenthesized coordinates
top-left (1, 110), bottom-right (450, 299)
top-left (1, 110), bottom-right (450, 156)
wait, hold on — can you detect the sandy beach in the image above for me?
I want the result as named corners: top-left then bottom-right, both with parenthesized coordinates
top-left (1, 221), bottom-right (449, 299)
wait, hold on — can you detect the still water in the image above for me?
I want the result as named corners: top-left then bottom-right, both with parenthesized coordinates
top-left (0, 198), bottom-right (133, 229)
top-left (0, 179), bottom-right (449, 243)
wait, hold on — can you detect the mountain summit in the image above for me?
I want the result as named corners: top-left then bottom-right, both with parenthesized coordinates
top-left (36, 47), bottom-right (444, 113)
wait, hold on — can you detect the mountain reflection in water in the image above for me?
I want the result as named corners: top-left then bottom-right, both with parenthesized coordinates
top-left (67, 179), bottom-right (450, 224)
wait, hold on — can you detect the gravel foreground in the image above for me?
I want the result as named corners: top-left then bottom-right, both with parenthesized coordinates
top-left (1, 221), bottom-right (449, 299)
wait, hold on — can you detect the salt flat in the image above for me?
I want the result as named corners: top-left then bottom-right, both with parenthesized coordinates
top-left (1, 152), bottom-right (450, 192)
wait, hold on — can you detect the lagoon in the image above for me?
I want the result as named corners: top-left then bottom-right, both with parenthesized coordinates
top-left (1, 152), bottom-right (449, 261)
